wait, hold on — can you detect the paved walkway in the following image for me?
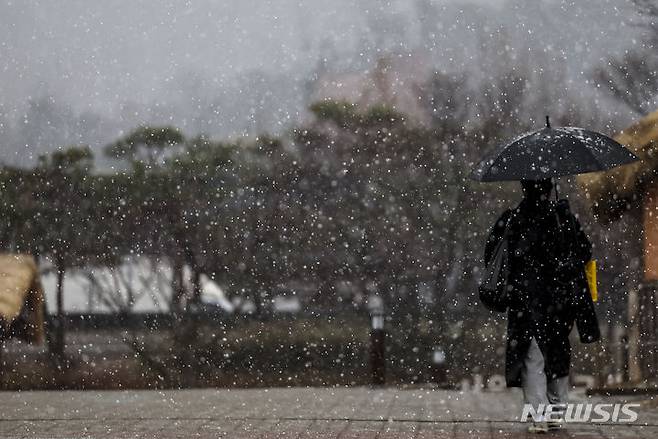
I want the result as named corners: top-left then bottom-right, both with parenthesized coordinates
top-left (1, 387), bottom-right (656, 438)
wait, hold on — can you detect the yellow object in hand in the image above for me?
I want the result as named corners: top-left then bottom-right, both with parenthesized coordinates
top-left (585, 259), bottom-right (598, 302)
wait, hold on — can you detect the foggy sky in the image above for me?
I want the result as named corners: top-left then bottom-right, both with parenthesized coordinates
top-left (0, 0), bottom-right (643, 166)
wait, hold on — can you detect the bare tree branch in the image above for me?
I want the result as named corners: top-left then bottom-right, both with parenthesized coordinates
top-left (592, 52), bottom-right (658, 115)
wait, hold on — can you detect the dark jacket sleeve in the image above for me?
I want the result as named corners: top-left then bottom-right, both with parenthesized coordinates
top-left (572, 216), bottom-right (592, 266)
top-left (573, 274), bottom-right (601, 343)
top-left (557, 202), bottom-right (600, 343)
top-left (573, 214), bottom-right (599, 343)
top-left (484, 209), bottom-right (512, 266)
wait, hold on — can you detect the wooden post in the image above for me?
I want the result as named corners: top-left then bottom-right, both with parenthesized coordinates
top-left (638, 283), bottom-right (658, 380)
top-left (370, 312), bottom-right (386, 385)
top-left (431, 346), bottom-right (448, 387)
top-left (52, 260), bottom-right (65, 358)
top-left (626, 287), bottom-right (642, 383)
top-left (639, 183), bottom-right (658, 381)
top-left (0, 327), bottom-right (5, 387)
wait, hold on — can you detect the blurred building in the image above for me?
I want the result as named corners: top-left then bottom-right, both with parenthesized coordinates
top-left (579, 110), bottom-right (658, 383)
top-left (309, 52), bottom-right (434, 123)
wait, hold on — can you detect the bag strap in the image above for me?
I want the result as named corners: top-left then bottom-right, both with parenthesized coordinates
top-left (502, 208), bottom-right (516, 239)
top-left (554, 199), bottom-right (577, 239)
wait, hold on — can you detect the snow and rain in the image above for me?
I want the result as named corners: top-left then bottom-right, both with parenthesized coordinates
top-left (0, 0), bottom-right (656, 397)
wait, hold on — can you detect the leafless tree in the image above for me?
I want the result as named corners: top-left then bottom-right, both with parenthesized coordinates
top-left (592, 0), bottom-right (658, 115)
top-left (84, 257), bottom-right (171, 313)
top-left (593, 52), bottom-right (658, 116)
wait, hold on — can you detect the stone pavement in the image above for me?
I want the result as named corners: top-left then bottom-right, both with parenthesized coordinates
top-left (0, 387), bottom-right (656, 438)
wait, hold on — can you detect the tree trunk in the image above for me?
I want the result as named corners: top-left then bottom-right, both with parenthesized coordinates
top-left (638, 283), bottom-right (658, 381)
top-left (170, 255), bottom-right (185, 313)
top-left (0, 328), bottom-right (5, 386)
top-left (55, 261), bottom-right (65, 357)
top-left (627, 286), bottom-right (642, 383)
top-left (409, 279), bottom-right (422, 337)
top-left (253, 283), bottom-right (269, 319)
top-left (179, 254), bottom-right (202, 388)
top-left (191, 270), bottom-right (202, 305)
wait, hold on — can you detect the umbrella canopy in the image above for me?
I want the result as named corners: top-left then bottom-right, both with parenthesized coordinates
top-left (471, 120), bottom-right (638, 182)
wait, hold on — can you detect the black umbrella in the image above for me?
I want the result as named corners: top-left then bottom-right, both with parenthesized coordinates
top-left (471, 117), bottom-right (639, 182)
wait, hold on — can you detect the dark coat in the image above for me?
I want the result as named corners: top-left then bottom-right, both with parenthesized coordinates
top-left (484, 199), bottom-right (600, 387)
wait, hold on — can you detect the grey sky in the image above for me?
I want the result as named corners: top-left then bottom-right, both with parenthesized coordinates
top-left (0, 0), bottom-right (643, 165)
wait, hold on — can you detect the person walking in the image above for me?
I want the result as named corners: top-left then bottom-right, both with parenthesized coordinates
top-left (483, 179), bottom-right (600, 433)
top-left (471, 120), bottom-right (638, 432)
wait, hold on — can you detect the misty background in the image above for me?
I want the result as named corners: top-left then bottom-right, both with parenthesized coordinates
top-left (0, 0), bottom-right (645, 167)
top-left (3, 0), bottom-right (658, 391)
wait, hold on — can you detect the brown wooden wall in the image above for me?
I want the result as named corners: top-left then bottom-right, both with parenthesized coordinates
top-left (643, 183), bottom-right (658, 281)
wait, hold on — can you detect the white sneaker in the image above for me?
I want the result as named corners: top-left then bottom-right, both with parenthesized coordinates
top-left (547, 420), bottom-right (562, 430)
top-left (547, 407), bottom-right (565, 430)
top-left (527, 422), bottom-right (549, 434)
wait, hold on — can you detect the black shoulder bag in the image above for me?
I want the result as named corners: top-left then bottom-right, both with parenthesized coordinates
top-left (479, 216), bottom-right (513, 312)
